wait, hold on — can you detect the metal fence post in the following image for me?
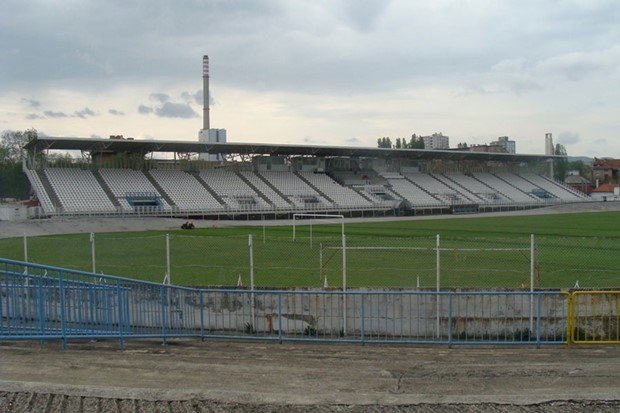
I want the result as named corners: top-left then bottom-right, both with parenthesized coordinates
top-left (37, 271), bottom-right (46, 336)
top-left (166, 234), bottom-right (171, 285)
top-left (161, 285), bottom-right (167, 345)
top-left (278, 293), bottom-right (282, 344)
top-left (530, 234), bottom-right (534, 334)
top-left (436, 234), bottom-right (441, 338)
top-left (448, 294), bottom-right (453, 348)
top-left (536, 292), bottom-right (541, 347)
top-left (23, 234), bottom-right (28, 264)
top-left (567, 292), bottom-right (574, 346)
top-left (361, 293), bottom-right (365, 345)
top-left (436, 234), bottom-right (441, 291)
top-left (319, 242), bottom-right (323, 286)
top-left (249, 234), bottom-right (255, 327)
top-left (200, 290), bottom-right (205, 341)
top-left (117, 281), bottom-right (124, 349)
top-left (342, 234), bottom-right (347, 334)
top-left (90, 232), bottom-right (96, 274)
top-left (58, 270), bottom-right (67, 350)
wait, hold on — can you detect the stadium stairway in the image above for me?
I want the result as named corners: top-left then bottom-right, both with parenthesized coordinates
top-left (352, 186), bottom-right (376, 204)
top-left (35, 170), bottom-right (63, 209)
top-left (143, 171), bottom-right (176, 207)
top-left (434, 174), bottom-right (483, 202)
top-left (402, 175), bottom-right (441, 204)
top-left (429, 173), bottom-right (478, 202)
top-left (470, 173), bottom-right (512, 200)
top-left (494, 173), bottom-right (538, 202)
top-left (190, 171), bottom-right (227, 205)
top-left (235, 171), bottom-right (276, 207)
top-left (294, 172), bottom-right (335, 205)
top-left (92, 170), bottom-right (121, 208)
top-left (254, 172), bottom-right (296, 207)
top-left (383, 185), bottom-right (406, 204)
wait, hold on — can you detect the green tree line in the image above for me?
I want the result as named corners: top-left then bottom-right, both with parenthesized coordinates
top-left (377, 134), bottom-right (425, 149)
top-left (0, 129), bottom-right (37, 200)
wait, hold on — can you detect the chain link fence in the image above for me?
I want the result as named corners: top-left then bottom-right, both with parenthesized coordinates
top-left (0, 232), bottom-right (618, 289)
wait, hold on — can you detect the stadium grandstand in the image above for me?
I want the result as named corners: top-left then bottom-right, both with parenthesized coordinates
top-left (21, 135), bottom-right (591, 220)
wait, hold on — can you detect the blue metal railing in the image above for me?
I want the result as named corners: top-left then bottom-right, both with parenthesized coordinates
top-left (1, 259), bottom-right (569, 347)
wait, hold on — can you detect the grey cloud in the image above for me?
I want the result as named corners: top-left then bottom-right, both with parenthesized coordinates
top-left (43, 110), bottom-right (69, 118)
top-left (536, 46), bottom-right (620, 82)
top-left (109, 109), bottom-right (125, 116)
top-left (2, 0), bottom-right (618, 98)
top-left (188, 90), bottom-right (213, 106)
top-left (194, 90), bottom-right (203, 105)
top-left (22, 98), bottom-right (41, 108)
top-left (180, 91), bottom-right (192, 103)
top-left (74, 107), bottom-right (96, 118)
top-left (138, 105), bottom-right (153, 114)
top-left (139, 91), bottom-right (200, 118)
top-left (149, 93), bottom-right (170, 103)
top-left (155, 102), bottom-right (198, 119)
top-left (338, 0), bottom-right (393, 32)
top-left (25, 113), bottom-right (44, 120)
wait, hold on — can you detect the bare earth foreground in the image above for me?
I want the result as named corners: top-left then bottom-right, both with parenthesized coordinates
top-left (1, 339), bottom-right (620, 412)
top-left (2, 203), bottom-right (620, 412)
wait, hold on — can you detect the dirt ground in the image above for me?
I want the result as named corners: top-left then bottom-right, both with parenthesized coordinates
top-left (1, 339), bottom-right (619, 412)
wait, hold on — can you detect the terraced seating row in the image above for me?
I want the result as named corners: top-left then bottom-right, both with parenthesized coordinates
top-left (28, 168), bottom-right (590, 215)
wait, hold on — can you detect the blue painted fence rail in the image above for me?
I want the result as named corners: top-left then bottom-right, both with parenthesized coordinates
top-left (1, 259), bottom-right (568, 347)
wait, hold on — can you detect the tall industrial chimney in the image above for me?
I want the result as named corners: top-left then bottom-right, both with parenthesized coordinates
top-left (198, 55), bottom-right (227, 161)
top-left (203, 55), bottom-right (210, 130)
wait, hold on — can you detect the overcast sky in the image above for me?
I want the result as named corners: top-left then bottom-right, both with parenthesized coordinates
top-left (1, 0), bottom-right (619, 157)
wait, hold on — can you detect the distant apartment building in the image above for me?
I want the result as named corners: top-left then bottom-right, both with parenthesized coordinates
top-left (468, 144), bottom-right (508, 153)
top-left (490, 136), bottom-right (516, 154)
top-left (423, 133), bottom-right (449, 150)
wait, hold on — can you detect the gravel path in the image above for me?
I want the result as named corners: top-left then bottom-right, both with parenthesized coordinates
top-left (1, 392), bottom-right (619, 413)
top-left (1, 340), bottom-right (619, 412)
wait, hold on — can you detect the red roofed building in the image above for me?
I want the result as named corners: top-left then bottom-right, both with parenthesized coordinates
top-left (592, 158), bottom-right (620, 184)
top-left (590, 183), bottom-right (620, 201)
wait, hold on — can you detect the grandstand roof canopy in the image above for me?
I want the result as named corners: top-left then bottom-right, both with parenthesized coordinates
top-left (25, 136), bottom-right (558, 162)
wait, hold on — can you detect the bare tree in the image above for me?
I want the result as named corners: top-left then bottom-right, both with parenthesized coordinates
top-left (0, 128), bottom-right (38, 164)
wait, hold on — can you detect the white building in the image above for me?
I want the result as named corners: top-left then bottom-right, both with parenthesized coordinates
top-left (199, 128), bottom-right (227, 161)
top-left (491, 136), bottom-right (516, 154)
top-left (423, 133), bottom-right (449, 150)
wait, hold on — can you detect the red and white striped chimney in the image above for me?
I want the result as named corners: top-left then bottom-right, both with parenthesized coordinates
top-left (203, 55), bottom-right (210, 130)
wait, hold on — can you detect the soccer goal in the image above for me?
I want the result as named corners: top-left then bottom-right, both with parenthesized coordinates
top-left (292, 213), bottom-right (345, 248)
top-left (322, 234), bottom-right (537, 290)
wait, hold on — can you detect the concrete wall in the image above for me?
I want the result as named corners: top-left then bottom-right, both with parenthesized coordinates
top-left (6, 279), bottom-right (617, 342)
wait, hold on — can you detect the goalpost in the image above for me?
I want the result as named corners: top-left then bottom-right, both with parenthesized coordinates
top-left (292, 212), bottom-right (345, 287)
top-left (292, 213), bottom-right (344, 248)
top-left (292, 213), bottom-right (348, 331)
top-left (327, 234), bottom-right (537, 334)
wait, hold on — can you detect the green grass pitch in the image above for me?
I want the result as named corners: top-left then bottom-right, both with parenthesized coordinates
top-left (1, 211), bottom-right (619, 289)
